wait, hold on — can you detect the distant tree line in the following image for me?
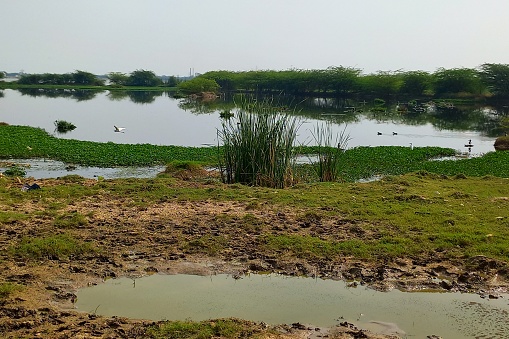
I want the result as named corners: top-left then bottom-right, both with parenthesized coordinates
top-left (199, 63), bottom-right (509, 98)
top-left (17, 70), bottom-right (179, 88)
top-left (18, 70), bottom-right (106, 86)
top-left (12, 64), bottom-right (509, 98)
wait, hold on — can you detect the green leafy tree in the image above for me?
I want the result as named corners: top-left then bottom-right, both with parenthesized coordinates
top-left (166, 75), bottom-right (180, 87)
top-left (358, 71), bottom-right (403, 96)
top-left (0, 72), bottom-right (5, 79)
top-left (433, 68), bottom-right (482, 96)
top-left (324, 66), bottom-right (361, 94)
top-left (202, 71), bottom-right (238, 92)
top-left (399, 71), bottom-right (433, 96)
top-left (479, 63), bottom-right (509, 97)
top-left (107, 72), bottom-right (129, 86)
top-left (127, 70), bottom-right (163, 87)
top-left (72, 70), bottom-right (104, 86)
top-left (177, 77), bottom-right (220, 94)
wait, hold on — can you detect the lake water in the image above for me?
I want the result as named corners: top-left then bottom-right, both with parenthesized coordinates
top-left (0, 89), bottom-right (501, 154)
top-left (75, 273), bottom-right (509, 338)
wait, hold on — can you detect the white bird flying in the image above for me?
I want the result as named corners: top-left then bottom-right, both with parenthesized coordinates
top-left (114, 126), bottom-right (126, 133)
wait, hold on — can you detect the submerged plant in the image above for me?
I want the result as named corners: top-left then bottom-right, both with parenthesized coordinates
top-left (54, 120), bottom-right (76, 133)
top-left (217, 98), bottom-right (301, 188)
top-left (311, 123), bottom-right (350, 182)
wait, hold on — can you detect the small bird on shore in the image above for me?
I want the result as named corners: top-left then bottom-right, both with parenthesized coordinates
top-left (392, 132), bottom-right (398, 135)
top-left (114, 126), bottom-right (126, 133)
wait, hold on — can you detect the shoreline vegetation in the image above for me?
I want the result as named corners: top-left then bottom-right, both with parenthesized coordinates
top-left (2, 63), bottom-right (509, 99)
top-left (2, 124), bottom-right (509, 182)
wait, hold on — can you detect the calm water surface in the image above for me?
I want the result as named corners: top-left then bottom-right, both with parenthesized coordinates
top-left (0, 89), bottom-right (499, 154)
top-left (75, 273), bottom-right (509, 338)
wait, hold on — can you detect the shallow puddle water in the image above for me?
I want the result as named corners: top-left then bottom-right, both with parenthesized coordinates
top-left (1, 159), bottom-right (165, 179)
top-left (75, 274), bottom-right (509, 338)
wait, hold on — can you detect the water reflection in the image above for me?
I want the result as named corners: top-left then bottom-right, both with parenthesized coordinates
top-left (106, 90), bottom-right (165, 104)
top-left (17, 87), bottom-right (103, 101)
top-left (0, 89), bottom-right (506, 153)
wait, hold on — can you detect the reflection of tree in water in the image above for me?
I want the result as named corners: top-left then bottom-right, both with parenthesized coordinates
top-left (72, 89), bottom-right (101, 101)
top-left (0, 90), bottom-right (4, 98)
top-left (178, 97), bottom-right (226, 115)
top-left (430, 105), bottom-right (493, 134)
top-left (17, 88), bottom-right (102, 101)
top-left (125, 91), bottom-right (163, 104)
top-left (107, 90), bottom-right (128, 101)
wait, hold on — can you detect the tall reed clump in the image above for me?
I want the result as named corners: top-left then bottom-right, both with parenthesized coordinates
top-left (218, 99), bottom-right (301, 188)
top-left (311, 123), bottom-right (350, 182)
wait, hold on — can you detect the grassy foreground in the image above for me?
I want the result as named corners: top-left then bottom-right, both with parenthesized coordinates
top-left (2, 172), bottom-right (509, 263)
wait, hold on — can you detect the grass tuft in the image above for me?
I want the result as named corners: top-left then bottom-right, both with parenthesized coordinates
top-left (0, 282), bottom-right (23, 299)
top-left (10, 234), bottom-right (96, 260)
top-left (147, 319), bottom-right (249, 339)
top-left (218, 98), bottom-right (300, 188)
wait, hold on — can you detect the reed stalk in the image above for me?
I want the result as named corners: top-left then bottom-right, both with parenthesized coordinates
top-left (218, 98), bottom-right (300, 188)
top-left (311, 123), bottom-right (350, 182)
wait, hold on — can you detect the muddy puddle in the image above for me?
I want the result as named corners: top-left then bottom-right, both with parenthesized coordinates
top-left (75, 273), bottom-right (509, 338)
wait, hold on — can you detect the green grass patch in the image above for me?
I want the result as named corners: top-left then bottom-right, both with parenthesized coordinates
top-left (0, 210), bottom-right (29, 223)
top-left (146, 319), bottom-right (253, 339)
top-left (0, 282), bottom-right (23, 299)
top-left (10, 234), bottom-right (96, 260)
top-left (2, 165), bottom-right (27, 177)
top-left (53, 211), bottom-right (89, 228)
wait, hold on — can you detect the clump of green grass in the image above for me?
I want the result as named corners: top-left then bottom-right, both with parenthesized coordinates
top-left (3, 165), bottom-right (26, 177)
top-left (54, 120), bottom-right (76, 133)
top-left (146, 319), bottom-right (249, 339)
top-left (218, 99), bottom-right (300, 188)
top-left (160, 161), bottom-right (208, 180)
top-left (0, 282), bottom-right (23, 299)
top-left (10, 234), bottom-right (96, 260)
top-left (183, 236), bottom-right (226, 256)
top-left (53, 211), bottom-right (89, 228)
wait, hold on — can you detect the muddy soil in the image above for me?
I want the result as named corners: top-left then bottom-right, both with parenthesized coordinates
top-left (1, 177), bottom-right (508, 338)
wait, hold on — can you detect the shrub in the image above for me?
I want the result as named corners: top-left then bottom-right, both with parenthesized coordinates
top-left (54, 120), bottom-right (76, 133)
top-left (494, 136), bottom-right (509, 151)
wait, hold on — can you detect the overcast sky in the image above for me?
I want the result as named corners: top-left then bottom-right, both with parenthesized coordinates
top-left (3, 0), bottom-right (509, 76)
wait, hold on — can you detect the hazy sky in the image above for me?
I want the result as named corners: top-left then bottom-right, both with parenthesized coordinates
top-left (3, 0), bottom-right (509, 76)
